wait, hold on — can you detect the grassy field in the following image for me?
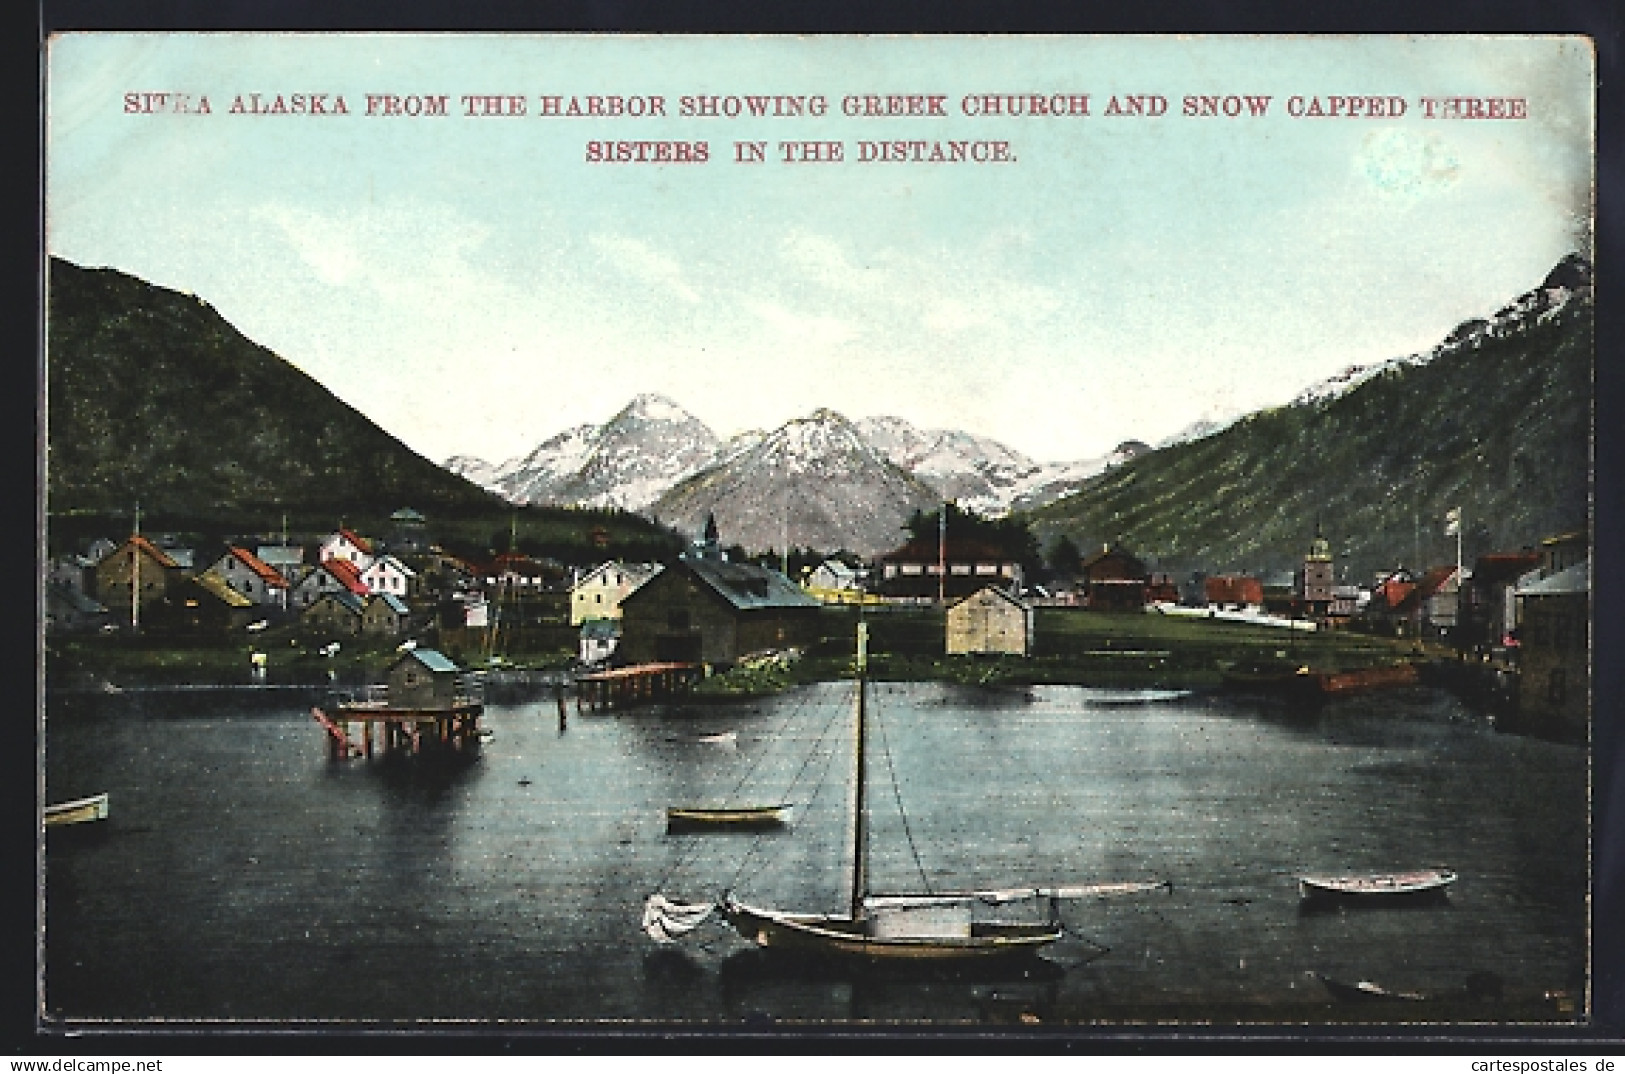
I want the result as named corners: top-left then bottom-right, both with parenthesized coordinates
top-left (757, 606), bottom-right (1426, 692)
top-left (46, 605), bottom-right (1427, 693)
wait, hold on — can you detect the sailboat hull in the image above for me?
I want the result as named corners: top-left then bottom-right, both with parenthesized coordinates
top-left (722, 896), bottom-right (1063, 961)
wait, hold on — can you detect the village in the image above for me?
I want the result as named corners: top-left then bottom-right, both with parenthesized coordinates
top-left (42, 500), bottom-right (1589, 742)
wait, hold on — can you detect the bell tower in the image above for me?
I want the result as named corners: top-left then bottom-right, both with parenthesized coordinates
top-left (1303, 523), bottom-right (1335, 618)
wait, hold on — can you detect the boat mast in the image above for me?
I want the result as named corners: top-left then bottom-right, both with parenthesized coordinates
top-left (937, 503), bottom-right (946, 606)
top-left (849, 621), bottom-right (870, 919)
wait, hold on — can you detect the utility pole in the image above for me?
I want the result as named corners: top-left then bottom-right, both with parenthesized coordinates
top-left (937, 502), bottom-right (947, 606)
top-left (130, 500), bottom-right (141, 631)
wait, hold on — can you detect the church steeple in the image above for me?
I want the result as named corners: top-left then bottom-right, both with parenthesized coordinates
top-left (689, 512), bottom-right (723, 561)
top-left (1307, 521), bottom-right (1332, 562)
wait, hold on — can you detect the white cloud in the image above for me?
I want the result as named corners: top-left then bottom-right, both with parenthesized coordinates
top-left (589, 233), bottom-right (701, 303)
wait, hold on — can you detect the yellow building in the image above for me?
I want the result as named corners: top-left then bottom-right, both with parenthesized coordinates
top-left (569, 561), bottom-right (662, 626)
top-left (945, 586), bottom-right (1033, 657)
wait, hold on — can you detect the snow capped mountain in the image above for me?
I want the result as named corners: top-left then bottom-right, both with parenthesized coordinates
top-left (450, 402), bottom-right (1149, 530)
top-left (1155, 412), bottom-right (1241, 449)
top-left (853, 416), bottom-right (1170, 515)
top-left (441, 255), bottom-right (1593, 549)
top-left (447, 394), bottom-right (721, 512)
top-left (856, 415), bottom-right (1043, 515)
top-left (651, 409), bottom-right (941, 556)
top-left (442, 454), bottom-right (502, 487)
top-left (1292, 255), bottom-right (1594, 409)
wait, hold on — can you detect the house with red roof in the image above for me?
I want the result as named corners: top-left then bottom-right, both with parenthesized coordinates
top-left (874, 538), bottom-right (1023, 603)
top-left (93, 535), bottom-right (181, 627)
top-left (1409, 565), bottom-right (1463, 639)
top-left (1079, 544), bottom-right (1148, 612)
top-left (204, 546), bottom-right (290, 610)
top-left (1459, 550), bottom-right (1542, 650)
top-left (319, 528), bottom-right (376, 571)
top-left (290, 556), bottom-right (371, 611)
top-left (1204, 574), bottom-right (1264, 611)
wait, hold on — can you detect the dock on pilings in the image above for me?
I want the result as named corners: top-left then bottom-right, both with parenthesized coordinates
top-left (574, 662), bottom-right (702, 711)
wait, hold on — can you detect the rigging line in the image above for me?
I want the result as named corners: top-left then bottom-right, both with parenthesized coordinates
top-left (872, 690), bottom-right (934, 896)
top-left (649, 687), bottom-right (820, 897)
top-left (731, 687), bottom-right (851, 893)
top-left (731, 685), bottom-right (848, 890)
top-left (721, 680), bottom-right (813, 806)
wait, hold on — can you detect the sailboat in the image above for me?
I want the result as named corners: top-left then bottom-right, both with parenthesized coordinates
top-left (644, 622), bottom-right (1169, 961)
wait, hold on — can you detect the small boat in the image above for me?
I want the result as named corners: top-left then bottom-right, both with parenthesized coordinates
top-left (44, 792), bottom-right (110, 827)
top-left (666, 730), bottom-right (738, 747)
top-left (1311, 972), bottom-right (1428, 1003)
top-left (666, 804), bottom-right (792, 831)
top-left (1298, 868), bottom-right (1456, 905)
top-left (1300, 663), bottom-right (1420, 697)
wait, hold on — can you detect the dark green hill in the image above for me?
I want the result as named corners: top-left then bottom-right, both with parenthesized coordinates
top-left (45, 258), bottom-right (686, 563)
top-left (1026, 263), bottom-right (1592, 581)
top-left (45, 256), bottom-right (510, 522)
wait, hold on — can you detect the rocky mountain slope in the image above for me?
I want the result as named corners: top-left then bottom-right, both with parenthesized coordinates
top-left (649, 409), bottom-right (942, 556)
top-left (46, 257), bottom-right (503, 523)
top-left (1024, 255), bottom-right (1593, 582)
top-left (447, 395), bottom-right (721, 512)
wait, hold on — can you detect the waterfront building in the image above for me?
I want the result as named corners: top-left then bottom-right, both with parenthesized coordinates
top-left (945, 586), bottom-right (1033, 656)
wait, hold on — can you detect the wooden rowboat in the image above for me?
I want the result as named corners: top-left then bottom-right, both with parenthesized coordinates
top-left (44, 792), bottom-right (110, 827)
top-left (1298, 868), bottom-right (1456, 904)
top-left (1301, 663), bottom-right (1420, 697)
top-left (1311, 972), bottom-right (1428, 1002)
top-left (666, 804), bottom-right (792, 831)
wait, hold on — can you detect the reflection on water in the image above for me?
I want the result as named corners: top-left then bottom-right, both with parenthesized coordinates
top-left (42, 682), bottom-right (1586, 1025)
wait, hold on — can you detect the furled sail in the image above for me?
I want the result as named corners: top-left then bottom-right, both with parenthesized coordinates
top-left (641, 894), bottom-right (718, 943)
top-left (974, 880), bottom-right (1173, 905)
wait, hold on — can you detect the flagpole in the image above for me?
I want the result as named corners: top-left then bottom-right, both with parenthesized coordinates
top-left (1462, 506), bottom-right (1475, 581)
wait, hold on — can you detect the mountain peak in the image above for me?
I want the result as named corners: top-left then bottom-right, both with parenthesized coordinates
top-left (621, 393), bottom-right (694, 423)
top-left (801, 407), bottom-right (852, 427)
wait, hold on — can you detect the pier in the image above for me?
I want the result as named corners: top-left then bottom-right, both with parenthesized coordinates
top-left (311, 647), bottom-right (485, 760)
top-left (312, 698), bottom-right (484, 760)
top-left (575, 662), bottom-right (702, 710)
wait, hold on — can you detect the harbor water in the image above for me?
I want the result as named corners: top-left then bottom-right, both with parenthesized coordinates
top-left (42, 681), bottom-right (1587, 1026)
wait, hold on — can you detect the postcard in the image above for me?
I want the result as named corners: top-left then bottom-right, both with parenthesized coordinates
top-left (40, 33), bottom-right (1598, 1038)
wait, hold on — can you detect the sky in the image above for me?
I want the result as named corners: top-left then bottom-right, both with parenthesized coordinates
top-left (45, 34), bottom-right (1594, 467)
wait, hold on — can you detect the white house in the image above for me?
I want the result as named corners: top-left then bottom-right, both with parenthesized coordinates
top-left (569, 561), bottom-right (662, 626)
top-left (318, 528), bottom-right (376, 571)
top-left (806, 559), bottom-right (864, 593)
top-left (360, 554), bottom-right (418, 601)
top-left (579, 618), bottom-right (621, 666)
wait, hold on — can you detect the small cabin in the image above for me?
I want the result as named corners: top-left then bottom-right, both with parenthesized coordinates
top-left (945, 586), bottom-right (1033, 656)
top-left (1080, 545), bottom-right (1148, 611)
top-left (303, 590), bottom-right (365, 636)
top-left (579, 618), bottom-right (621, 666)
top-left (386, 648), bottom-right (466, 710)
top-left (362, 593), bottom-right (410, 636)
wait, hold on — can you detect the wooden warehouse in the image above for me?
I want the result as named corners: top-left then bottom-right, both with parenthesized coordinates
top-left (618, 554), bottom-right (823, 667)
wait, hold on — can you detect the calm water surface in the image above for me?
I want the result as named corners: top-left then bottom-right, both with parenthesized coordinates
top-left (42, 682), bottom-right (1587, 1026)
